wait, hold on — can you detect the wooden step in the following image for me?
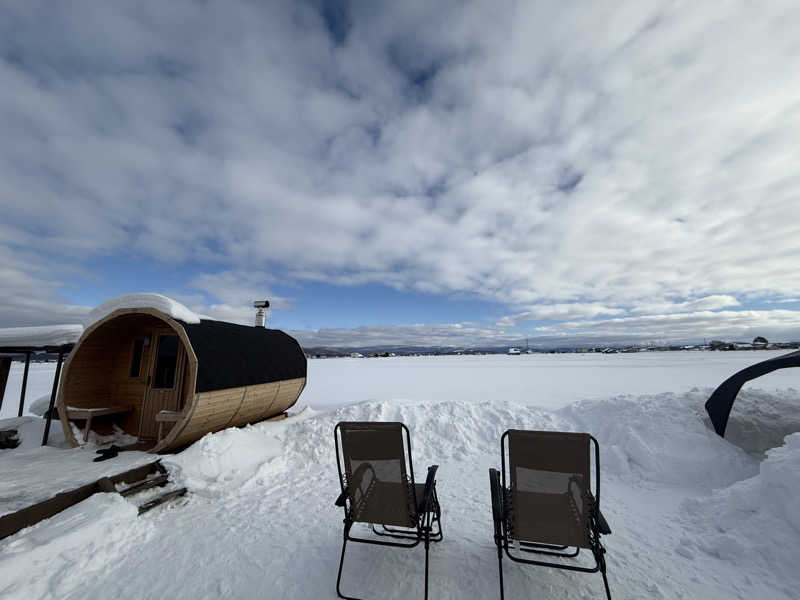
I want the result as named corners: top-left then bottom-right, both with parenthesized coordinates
top-left (137, 488), bottom-right (188, 515)
top-left (120, 474), bottom-right (169, 497)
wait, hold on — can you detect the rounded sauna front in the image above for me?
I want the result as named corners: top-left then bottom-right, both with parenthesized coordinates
top-left (57, 307), bottom-right (307, 453)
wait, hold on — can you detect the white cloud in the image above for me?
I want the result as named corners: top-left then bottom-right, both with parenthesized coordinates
top-left (1, 1), bottom-right (800, 339)
top-left (292, 321), bottom-right (517, 349)
top-left (631, 295), bottom-right (741, 314)
top-left (497, 303), bottom-right (626, 327)
top-left (535, 309), bottom-right (800, 342)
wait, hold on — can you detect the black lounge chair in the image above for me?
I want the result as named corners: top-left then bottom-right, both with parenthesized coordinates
top-left (489, 430), bottom-right (612, 599)
top-left (334, 421), bottom-right (443, 599)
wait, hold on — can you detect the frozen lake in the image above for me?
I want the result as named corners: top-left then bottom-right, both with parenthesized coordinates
top-left (299, 350), bottom-right (799, 410)
top-left (3, 350), bottom-right (798, 419)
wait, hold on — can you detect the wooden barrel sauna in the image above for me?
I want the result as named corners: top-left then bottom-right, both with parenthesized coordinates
top-left (57, 307), bottom-right (307, 453)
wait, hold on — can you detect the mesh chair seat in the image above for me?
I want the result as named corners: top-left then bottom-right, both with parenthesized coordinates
top-left (507, 430), bottom-right (591, 549)
top-left (351, 480), bottom-right (419, 527)
top-left (509, 490), bottom-right (590, 549)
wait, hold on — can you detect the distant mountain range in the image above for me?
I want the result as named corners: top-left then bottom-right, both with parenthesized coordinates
top-left (302, 340), bottom-right (800, 357)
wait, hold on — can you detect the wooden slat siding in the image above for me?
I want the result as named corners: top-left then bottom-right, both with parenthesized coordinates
top-left (221, 387), bottom-right (249, 430)
top-left (160, 377), bottom-right (306, 452)
top-left (231, 381), bottom-right (281, 427)
top-left (61, 337), bottom-right (114, 410)
top-left (59, 309), bottom-right (198, 450)
top-left (178, 388), bottom-right (245, 437)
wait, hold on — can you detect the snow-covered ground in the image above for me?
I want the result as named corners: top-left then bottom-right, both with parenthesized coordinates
top-left (299, 350), bottom-right (800, 410)
top-left (1, 352), bottom-right (799, 599)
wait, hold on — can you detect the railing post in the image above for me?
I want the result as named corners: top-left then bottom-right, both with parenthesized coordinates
top-left (18, 351), bottom-right (31, 417)
top-left (0, 356), bottom-right (11, 413)
top-left (41, 350), bottom-right (65, 446)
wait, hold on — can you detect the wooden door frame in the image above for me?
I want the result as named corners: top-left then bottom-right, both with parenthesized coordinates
top-left (140, 328), bottom-right (186, 439)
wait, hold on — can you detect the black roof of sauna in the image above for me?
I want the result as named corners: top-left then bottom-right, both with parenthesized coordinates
top-left (179, 319), bottom-right (307, 393)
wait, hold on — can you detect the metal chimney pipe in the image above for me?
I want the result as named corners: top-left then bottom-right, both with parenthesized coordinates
top-left (253, 300), bottom-right (270, 327)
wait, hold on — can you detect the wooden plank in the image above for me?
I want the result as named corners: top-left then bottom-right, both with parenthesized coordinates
top-left (154, 410), bottom-right (182, 422)
top-left (0, 461), bottom-right (163, 541)
top-left (66, 405), bottom-right (133, 419)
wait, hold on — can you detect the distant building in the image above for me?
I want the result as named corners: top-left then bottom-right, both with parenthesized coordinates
top-left (753, 336), bottom-right (768, 348)
top-left (709, 340), bottom-right (734, 351)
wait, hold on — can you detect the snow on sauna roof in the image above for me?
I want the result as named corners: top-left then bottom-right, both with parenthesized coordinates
top-left (85, 293), bottom-right (201, 326)
top-left (0, 324), bottom-right (84, 350)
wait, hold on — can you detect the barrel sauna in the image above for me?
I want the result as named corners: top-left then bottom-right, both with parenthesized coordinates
top-left (57, 307), bottom-right (307, 453)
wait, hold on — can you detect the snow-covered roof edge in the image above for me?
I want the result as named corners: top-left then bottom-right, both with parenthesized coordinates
top-left (0, 324), bottom-right (84, 349)
top-left (84, 293), bottom-right (201, 327)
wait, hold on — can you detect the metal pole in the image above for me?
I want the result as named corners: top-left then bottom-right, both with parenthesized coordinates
top-left (18, 351), bottom-right (31, 417)
top-left (41, 350), bottom-right (64, 447)
top-left (0, 356), bottom-right (11, 413)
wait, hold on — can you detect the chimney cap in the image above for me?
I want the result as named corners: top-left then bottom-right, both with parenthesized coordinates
top-left (253, 300), bottom-right (270, 308)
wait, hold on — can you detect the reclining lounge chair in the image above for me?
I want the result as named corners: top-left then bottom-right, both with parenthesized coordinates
top-left (334, 421), bottom-right (443, 599)
top-left (489, 430), bottom-right (612, 599)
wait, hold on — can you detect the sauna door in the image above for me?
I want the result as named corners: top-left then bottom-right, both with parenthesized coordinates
top-left (139, 329), bottom-right (186, 439)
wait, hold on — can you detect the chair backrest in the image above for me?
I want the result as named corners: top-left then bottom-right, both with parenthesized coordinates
top-left (336, 422), bottom-right (417, 528)
top-left (504, 430), bottom-right (592, 548)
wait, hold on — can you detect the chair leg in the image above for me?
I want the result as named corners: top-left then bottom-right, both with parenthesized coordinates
top-left (496, 543), bottom-right (505, 600)
top-left (336, 535), bottom-right (362, 600)
top-left (599, 549), bottom-right (611, 600)
top-left (424, 527), bottom-right (430, 600)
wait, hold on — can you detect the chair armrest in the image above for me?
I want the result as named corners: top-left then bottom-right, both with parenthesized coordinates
top-left (587, 491), bottom-right (611, 535)
top-left (420, 465), bottom-right (439, 513)
top-left (489, 468), bottom-right (504, 523)
top-left (595, 509), bottom-right (611, 535)
top-left (335, 487), bottom-right (348, 507)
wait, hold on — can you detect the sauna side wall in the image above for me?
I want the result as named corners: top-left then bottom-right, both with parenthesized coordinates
top-left (156, 376), bottom-right (306, 452)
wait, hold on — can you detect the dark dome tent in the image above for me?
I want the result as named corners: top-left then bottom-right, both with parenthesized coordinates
top-left (705, 349), bottom-right (800, 437)
top-left (57, 306), bottom-right (307, 453)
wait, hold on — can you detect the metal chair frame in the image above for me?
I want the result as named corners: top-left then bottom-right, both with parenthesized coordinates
top-left (490, 430), bottom-right (611, 599)
top-left (334, 422), bottom-right (443, 600)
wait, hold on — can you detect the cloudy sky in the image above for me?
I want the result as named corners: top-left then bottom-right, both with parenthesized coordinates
top-left (1, 0), bottom-right (800, 347)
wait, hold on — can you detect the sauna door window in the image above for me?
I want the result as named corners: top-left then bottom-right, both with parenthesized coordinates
top-left (129, 339), bottom-right (145, 378)
top-left (153, 335), bottom-right (179, 388)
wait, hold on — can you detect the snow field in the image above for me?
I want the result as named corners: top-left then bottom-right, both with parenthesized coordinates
top-left (2, 391), bottom-right (797, 599)
top-left (1, 353), bottom-right (799, 599)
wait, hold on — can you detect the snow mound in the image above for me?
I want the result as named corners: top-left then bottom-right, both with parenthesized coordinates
top-left (559, 391), bottom-right (758, 488)
top-left (85, 293), bottom-right (201, 326)
top-left (164, 408), bottom-right (316, 494)
top-left (716, 388), bottom-right (800, 457)
top-left (27, 395), bottom-right (51, 417)
top-left (683, 433), bottom-right (800, 597)
top-left (0, 325), bottom-right (83, 348)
